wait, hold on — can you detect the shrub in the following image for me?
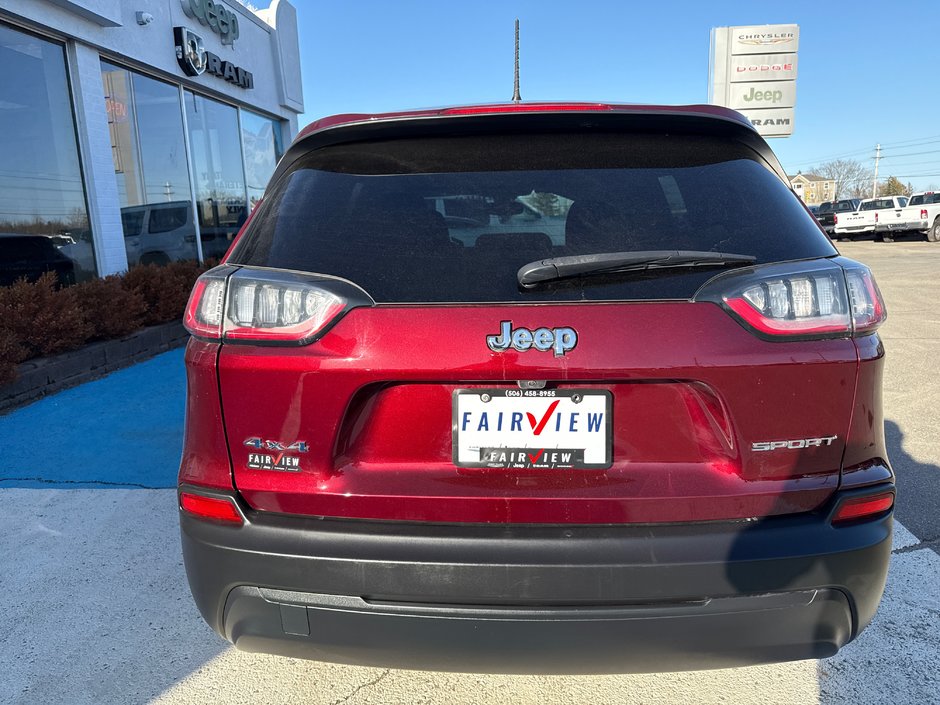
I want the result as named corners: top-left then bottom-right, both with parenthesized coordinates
top-left (0, 272), bottom-right (91, 357)
top-left (0, 259), bottom-right (212, 387)
top-left (0, 332), bottom-right (25, 385)
top-left (122, 260), bottom-right (204, 326)
top-left (73, 274), bottom-right (147, 339)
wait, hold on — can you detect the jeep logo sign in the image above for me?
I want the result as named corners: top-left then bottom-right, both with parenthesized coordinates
top-left (486, 321), bottom-right (578, 357)
top-left (730, 81), bottom-right (796, 110)
top-left (741, 86), bottom-right (784, 104)
top-left (181, 0), bottom-right (240, 46)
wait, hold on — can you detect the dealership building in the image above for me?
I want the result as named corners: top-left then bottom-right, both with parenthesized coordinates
top-left (0, 0), bottom-right (303, 285)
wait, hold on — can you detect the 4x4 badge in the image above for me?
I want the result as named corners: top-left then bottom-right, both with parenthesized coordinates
top-left (243, 438), bottom-right (309, 453)
top-left (486, 320), bottom-right (577, 357)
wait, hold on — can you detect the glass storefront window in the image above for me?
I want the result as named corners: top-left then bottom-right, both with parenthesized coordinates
top-left (185, 91), bottom-right (247, 261)
top-left (101, 62), bottom-right (197, 266)
top-left (0, 23), bottom-right (96, 285)
top-left (241, 109), bottom-right (283, 209)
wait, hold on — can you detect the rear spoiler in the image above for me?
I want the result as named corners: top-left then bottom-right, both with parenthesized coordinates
top-left (269, 107), bottom-right (788, 189)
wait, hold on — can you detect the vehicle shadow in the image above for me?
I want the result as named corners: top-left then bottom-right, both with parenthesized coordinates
top-left (814, 419), bottom-right (940, 703)
top-left (884, 418), bottom-right (939, 546)
top-left (723, 417), bottom-right (939, 703)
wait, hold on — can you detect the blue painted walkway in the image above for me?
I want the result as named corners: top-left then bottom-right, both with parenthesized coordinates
top-left (0, 349), bottom-right (186, 488)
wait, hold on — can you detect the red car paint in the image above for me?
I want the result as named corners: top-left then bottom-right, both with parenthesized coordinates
top-left (214, 302), bottom-right (857, 523)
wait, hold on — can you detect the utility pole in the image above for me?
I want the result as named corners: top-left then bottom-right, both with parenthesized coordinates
top-left (872, 143), bottom-right (881, 198)
top-left (512, 19), bottom-right (521, 103)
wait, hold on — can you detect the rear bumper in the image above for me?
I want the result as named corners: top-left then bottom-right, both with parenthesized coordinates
top-left (876, 220), bottom-right (927, 232)
top-left (180, 484), bottom-right (893, 674)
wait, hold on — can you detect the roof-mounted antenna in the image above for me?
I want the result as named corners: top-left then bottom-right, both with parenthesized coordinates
top-left (512, 18), bottom-right (522, 103)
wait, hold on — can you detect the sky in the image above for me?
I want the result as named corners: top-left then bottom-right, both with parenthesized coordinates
top-left (268, 0), bottom-right (939, 190)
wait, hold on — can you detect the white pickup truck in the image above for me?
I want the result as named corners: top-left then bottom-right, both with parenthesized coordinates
top-left (874, 191), bottom-right (940, 242)
top-left (833, 196), bottom-right (908, 240)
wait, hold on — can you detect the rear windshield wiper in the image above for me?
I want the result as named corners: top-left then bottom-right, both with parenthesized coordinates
top-left (518, 250), bottom-right (757, 288)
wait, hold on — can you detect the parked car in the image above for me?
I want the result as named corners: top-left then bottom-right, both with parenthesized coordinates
top-left (815, 199), bottom-right (860, 235)
top-left (178, 102), bottom-right (893, 674)
top-left (427, 194), bottom-right (567, 246)
top-left (0, 233), bottom-right (75, 286)
top-left (833, 196), bottom-right (908, 240)
top-left (121, 201), bottom-right (199, 265)
top-left (874, 191), bottom-right (940, 242)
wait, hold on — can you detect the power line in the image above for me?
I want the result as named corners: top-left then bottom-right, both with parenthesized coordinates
top-left (787, 133), bottom-right (940, 169)
top-left (879, 134), bottom-right (940, 148)
top-left (787, 147), bottom-right (874, 168)
top-left (880, 148), bottom-right (940, 159)
top-left (869, 156), bottom-right (940, 170)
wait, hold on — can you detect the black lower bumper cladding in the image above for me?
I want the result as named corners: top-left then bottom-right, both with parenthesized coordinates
top-left (179, 484), bottom-right (893, 674)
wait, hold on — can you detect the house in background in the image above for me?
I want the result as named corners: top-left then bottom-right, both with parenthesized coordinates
top-left (789, 173), bottom-right (836, 205)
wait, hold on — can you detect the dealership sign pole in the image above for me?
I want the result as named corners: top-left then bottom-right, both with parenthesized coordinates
top-left (708, 24), bottom-right (799, 138)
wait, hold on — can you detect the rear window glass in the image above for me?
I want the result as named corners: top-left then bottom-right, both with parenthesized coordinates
top-left (121, 209), bottom-right (144, 237)
top-left (4, 236), bottom-right (52, 260)
top-left (232, 133), bottom-right (836, 303)
top-left (861, 199), bottom-right (894, 210)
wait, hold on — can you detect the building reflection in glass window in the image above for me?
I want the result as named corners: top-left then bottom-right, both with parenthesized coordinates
top-left (241, 109), bottom-right (283, 210)
top-left (0, 23), bottom-right (95, 286)
top-left (101, 62), bottom-right (197, 266)
top-left (185, 91), bottom-right (247, 261)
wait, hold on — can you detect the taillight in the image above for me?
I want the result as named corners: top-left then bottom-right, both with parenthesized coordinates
top-left (832, 491), bottom-right (894, 525)
top-left (695, 259), bottom-right (887, 340)
top-left (844, 266), bottom-right (886, 333)
top-left (875, 212), bottom-right (879, 223)
top-left (179, 492), bottom-right (244, 524)
top-left (184, 265), bottom-right (373, 345)
top-left (921, 209), bottom-right (928, 220)
top-left (834, 214), bottom-right (838, 225)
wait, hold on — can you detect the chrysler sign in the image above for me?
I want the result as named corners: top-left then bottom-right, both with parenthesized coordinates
top-left (174, 27), bottom-right (253, 88)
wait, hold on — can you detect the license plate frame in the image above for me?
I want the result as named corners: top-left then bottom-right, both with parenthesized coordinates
top-left (452, 389), bottom-right (612, 470)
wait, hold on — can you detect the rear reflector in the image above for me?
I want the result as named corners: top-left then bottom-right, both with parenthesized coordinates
top-left (696, 259), bottom-right (886, 340)
top-left (179, 492), bottom-right (243, 524)
top-left (832, 491), bottom-right (894, 525)
top-left (184, 265), bottom-right (373, 346)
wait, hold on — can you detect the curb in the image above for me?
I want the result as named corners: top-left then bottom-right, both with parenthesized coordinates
top-left (0, 321), bottom-right (188, 414)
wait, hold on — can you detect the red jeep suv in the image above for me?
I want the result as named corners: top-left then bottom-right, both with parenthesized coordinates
top-left (179, 103), bottom-right (894, 674)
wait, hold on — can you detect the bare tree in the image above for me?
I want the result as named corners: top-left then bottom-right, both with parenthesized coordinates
top-left (814, 159), bottom-right (873, 200)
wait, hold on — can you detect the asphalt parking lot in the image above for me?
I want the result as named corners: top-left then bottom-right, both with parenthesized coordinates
top-left (1, 238), bottom-right (939, 705)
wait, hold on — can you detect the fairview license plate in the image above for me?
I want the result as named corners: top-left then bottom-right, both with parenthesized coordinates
top-left (453, 389), bottom-right (612, 469)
